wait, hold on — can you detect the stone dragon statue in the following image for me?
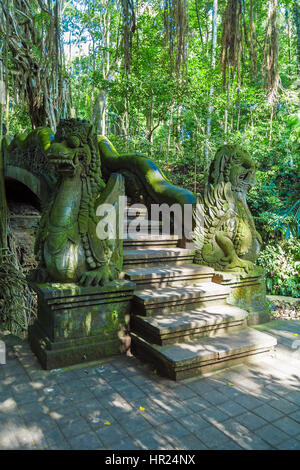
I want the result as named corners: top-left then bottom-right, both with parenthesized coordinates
top-left (193, 145), bottom-right (262, 273)
top-left (31, 118), bottom-right (124, 286)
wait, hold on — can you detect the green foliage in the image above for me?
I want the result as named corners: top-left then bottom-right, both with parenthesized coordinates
top-left (257, 239), bottom-right (300, 297)
top-left (3, 0), bottom-right (299, 297)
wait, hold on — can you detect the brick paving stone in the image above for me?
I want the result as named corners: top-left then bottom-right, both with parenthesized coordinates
top-left (170, 434), bottom-right (208, 451)
top-left (48, 405), bottom-right (81, 423)
top-left (95, 423), bottom-right (130, 447)
top-left (109, 376), bottom-right (133, 390)
top-left (13, 390), bottom-right (40, 406)
top-left (37, 384), bottom-right (64, 396)
top-left (214, 384), bottom-right (245, 400)
top-left (170, 385), bottom-right (198, 400)
top-left (202, 389), bottom-right (228, 406)
top-left (103, 400), bottom-right (135, 421)
top-left (134, 429), bottom-right (172, 450)
top-left (107, 438), bottom-right (140, 450)
top-left (285, 390), bottom-right (300, 403)
top-left (52, 370), bottom-right (78, 384)
top-left (158, 420), bottom-right (191, 441)
top-left (39, 425), bottom-right (70, 449)
top-left (58, 417), bottom-right (92, 439)
top-left (255, 423), bottom-right (291, 447)
top-left (217, 401), bottom-right (247, 418)
top-left (15, 426), bottom-right (37, 449)
top-left (67, 388), bottom-right (96, 404)
top-left (42, 393), bottom-right (72, 409)
top-left (196, 425), bottom-right (230, 449)
top-left (119, 413), bottom-right (152, 435)
top-left (273, 416), bottom-right (300, 436)
top-left (96, 391), bottom-right (126, 407)
top-left (0, 430), bottom-right (20, 450)
top-left (141, 405), bottom-right (174, 426)
top-left (214, 418), bottom-right (249, 440)
top-left (18, 400), bottom-right (48, 417)
top-left (200, 407), bottom-right (230, 425)
top-left (235, 412), bottom-right (268, 431)
top-left (186, 379), bottom-right (216, 395)
top-left (252, 403), bottom-right (284, 422)
top-left (91, 384), bottom-right (115, 398)
top-left (23, 412), bottom-right (57, 430)
top-left (235, 434), bottom-right (272, 450)
top-left (152, 396), bottom-right (192, 418)
top-left (118, 385), bottom-right (147, 402)
top-left (1, 321), bottom-right (300, 451)
top-left (59, 379), bottom-right (88, 393)
top-left (277, 438), bottom-right (300, 450)
top-left (185, 396), bottom-right (212, 413)
top-left (268, 397), bottom-right (299, 415)
top-left (128, 374), bottom-right (153, 387)
top-left (289, 410), bottom-right (300, 424)
top-left (83, 408), bottom-right (116, 428)
top-left (68, 431), bottom-right (102, 450)
top-left (233, 394), bottom-right (263, 411)
top-left (218, 441), bottom-right (243, 450)
top-left (180, 413), bottom-right (213, 433)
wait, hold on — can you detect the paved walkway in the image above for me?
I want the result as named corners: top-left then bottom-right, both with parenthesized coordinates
top-left (1, 320), bottom-right (300, 450)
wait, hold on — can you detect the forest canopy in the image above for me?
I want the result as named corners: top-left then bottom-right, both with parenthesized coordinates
top-left (0, 0), bottom-right (299, 298)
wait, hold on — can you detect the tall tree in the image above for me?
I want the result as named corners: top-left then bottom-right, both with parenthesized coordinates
top-left (292, 1), bottom-right (300, 72)
top-left (204, 0), bottom-right (218, 162)
top-left (263, 0), bottom-right (280, 105)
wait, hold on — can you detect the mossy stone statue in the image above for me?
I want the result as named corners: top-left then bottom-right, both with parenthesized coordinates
top-left (31, 119), bottom-right (124, 286)
top-left (194, 145), bottom-right (262, 274)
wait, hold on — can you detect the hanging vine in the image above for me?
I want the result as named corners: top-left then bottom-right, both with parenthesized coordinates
top-left (220, 0), bottom-right (243, 86)
top-left (0, 0), bottom-right (70, 130)
top-left (163, 0), bottom-right (188, 78)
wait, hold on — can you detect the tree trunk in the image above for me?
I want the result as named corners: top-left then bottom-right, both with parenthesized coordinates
top-left (292, 3), bottom-right (300, 73)
top-left (263, 0), bottom-right (280, 105)
top-left (0, 122), bottom-right (7, 253)
top-left (204, 0), bottom-right (218, 163)
top-left (249, 0), bottom-right (257, 80)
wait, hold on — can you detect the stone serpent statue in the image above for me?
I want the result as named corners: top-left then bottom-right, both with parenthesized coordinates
top-left (193, 145), bottom-right (262, 273)
top-left (31, 119), bottom-right (124, 286)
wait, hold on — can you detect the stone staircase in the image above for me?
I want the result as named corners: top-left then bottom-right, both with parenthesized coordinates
top-left (122, 206), bottom-right (276, 380)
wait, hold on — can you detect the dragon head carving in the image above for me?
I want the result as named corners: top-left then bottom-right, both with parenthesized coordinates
top-left (47, 118), bottom-right (105, 195)
top-left (208, 145), bottom-right (256, 197)
top-left (32, 118), bottom-right (124, 286)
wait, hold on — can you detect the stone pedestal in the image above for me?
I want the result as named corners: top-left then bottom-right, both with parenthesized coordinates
top-left (28, 280), bottom-right (135, 370)
top-left (212, 268), bottom-right (270, 326)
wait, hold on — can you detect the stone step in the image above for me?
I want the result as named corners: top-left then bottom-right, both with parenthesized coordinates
top-left (132, 283), bottom-right (230, 316)
top-left (123, 234), bottom-right (179, 249)
top-left (125, 264), bottom-right (214, 289)
top-left (131, 328), bottom-right (277, 380)
top-left (123, 248), bottom-right (195, 268)
top-left (124, 219), bottom-right (162, 236)
top-left (124, 219), bottom-right (161, 228)
top-left (131, 305), bottom-right (248, 345)
top-left (126, 206), bottom-right (148, 220)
